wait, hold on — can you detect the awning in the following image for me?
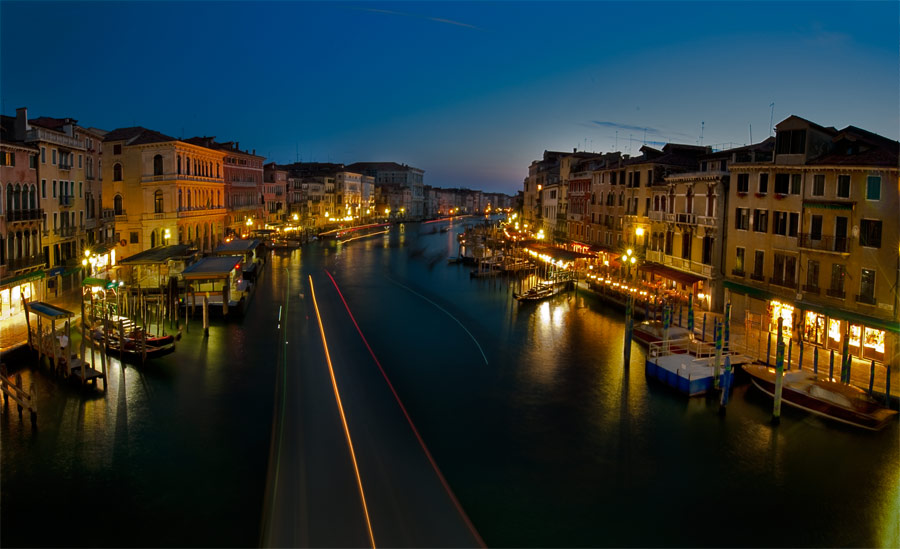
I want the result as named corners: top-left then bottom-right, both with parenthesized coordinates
top-left (26, 301), bottom-right (75, 319)
top-left (723, 279), bottom-right (777, 302)
top-left (640, 263), bottom-right (703, 286)
top-left (1, 269), bottom-right (45, 288)
top-left (803, 200), bottom-right (854, 210)
top-left (82, 277), bottom-right (118, 289)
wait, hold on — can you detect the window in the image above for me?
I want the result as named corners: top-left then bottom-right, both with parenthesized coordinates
top-left (41, 179), bottom-right (46, 199)
top-left (753, 209), bottom-right (768, 233)
top-left (53, 212), bottom-right (58, 229)
top-left (790, 174), bottom-right (801, 195)
top-left (78, 181), bottom-right (82, 198)
top-left (737, 173), bottom-right (749, 193)
top-left (788, 212), bottom-right (799, 237)
top-left (29, 154), bottom-right (37, 169)
top-left (113, 163), bottom-right (123, 181)
top-left (633, 171), bottom-right (641, 187)
top-left (41, 147), bottom-right (46, 163)
top-left (52, 149), bottom-right (57, 165)
top-left (774, 173), bottom-right (789, 195)
top-left (772, 253), bottom-right (796, 285)
top-left (810, 215), bottom-right (822, 240)
top-left (78, 154), bottom-right (83, 168)
top-left (753, 250), bottom-right (765, 277)
top-left (735, 247), bottom-right (745, 272)
top-left (859, 219), bottom-right (882, 248)
top-left (773, 211), bottom-right (788, 235)
top-left (859, 268), bottom-right (876, 302)
top-left (114, 194), bottom-right (123, 215)
top-left (806, 260), bottom-right (819, 289)
top-left (812, 174), bottom-right (825, 196)
top-left (837, 175), bottom-right (850, 198)
top-left (830, 264), bottom-right (846, 292)
top-left (153, 154), bottom-right (164, 176)
top-left (701, 235), bottom-right (713, 265)
top-left (114, 144), bottom-right (122, 155)
top-left (775, 129), bottom-right (806, 155)
top-left (52, 180), bottom-right (57, 198)
top-left (130, 232), bottom-right (139, 244)
top-left (0, 152), bottom-right (14, 166)
top-left (866, 176), bottom-right (881, 200)
top-left (735, 208), bottom-right (749, 230)
top-left (759, 173), bottom-right (769, 194)
top-left (681, 231), bottom-right (692, 259)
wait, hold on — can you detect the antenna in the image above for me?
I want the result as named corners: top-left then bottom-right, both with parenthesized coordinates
top-left (769, 102), bottom-right (775, 136)
top-left (700, 121), bottom-right (704, 146)
top-left (615, 130), bottom-right (618, 151)
top-left (749, 123), bottom-right (752, 144)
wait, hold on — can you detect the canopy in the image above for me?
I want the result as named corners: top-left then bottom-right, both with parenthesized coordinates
top-left (640, 263), bottom-right (703, 286)
top-left (26, 301), bottom-right (75, 319)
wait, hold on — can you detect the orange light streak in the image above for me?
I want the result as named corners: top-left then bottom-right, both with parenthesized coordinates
top-left (309, 275), bottom-right (377, 549)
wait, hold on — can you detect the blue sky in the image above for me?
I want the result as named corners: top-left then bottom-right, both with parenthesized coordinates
top-left (2, 1), bottom-right (897, 193)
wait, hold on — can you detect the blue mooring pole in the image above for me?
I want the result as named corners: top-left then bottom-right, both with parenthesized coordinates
top-left (787, 338), bottom-right (793, 371)
top-left (713, 320), bottom-right (723, 389)
top-left (702, 313), bottom-right (707, 341)
top-left (678, 305), bottom-right (683, 327)
top-left (719, 354), bottom-right (732, 415)
top-left (829, 349), bottom-right (835, 380)
top-left (798, 340), bottom-right (804, 371)
top-left (813, 346), bottom-right (818, 374)
top-left (724, 302), bottom-right (731, 352)
top-left (772, 317), bottom-right (786, 424)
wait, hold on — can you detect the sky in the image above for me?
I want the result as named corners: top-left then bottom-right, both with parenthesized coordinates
top-left (1, 1), bottom-right (898, 194)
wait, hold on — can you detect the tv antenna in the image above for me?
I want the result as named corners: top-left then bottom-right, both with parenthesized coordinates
top-left (700, 121), bottom-right (704, 145)
top-left (769, 102), bottom-right (775, 136)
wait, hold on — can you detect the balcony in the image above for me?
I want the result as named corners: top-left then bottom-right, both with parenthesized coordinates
top-left (102, 208), bottom-right (116, 220)
top-left (697, 215), bottom-right (716, 228)
top-left (769, 277), bottom-right (797, 289)
top-left (57, 225), bottom-right (77, 238)
top-left (59, 195), bottom-right (74, 207)
top-left (802, 284), bottom-right (820, 295)
top-left (86, 174), bottom-right (95, 180)
top-left (177, 206), bottom-right (227, 219)
top-left (141, 212), bottom-right (174, 221)
top-left (7, 208), bottom-right (43, 222)
top-left (25, 127), bottom-right (84, 150)
top-left (58, 163), bottom-right (73, 172)
top-left (142, 173), bottom-right (222, 184)
top-left (5, 255), bottom-right (45, 271)
top-left (750, 272), bottom-right (765, 282)
top-left (826, 288), bottom-right (846, 299)
top-left (731, 268), bottom-right (745, 277)
top-left (798, 233), bottom-right (850, 254)
top-left (675, 212), bottom-right (696, 224)
top-left (856, 294), bottom-right (876, 306)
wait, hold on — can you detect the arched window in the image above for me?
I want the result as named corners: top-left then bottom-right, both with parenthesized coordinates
top-left (216, 164), bottom-right (220, 178)
top-left (6, 183), bottom-right (12, 213)
top-left (113, 163), bottom-right (123, 181)
top-left (150, 230), bottom-right (157, 248)
top-left (153, 154), bottom-right (164, 176)
top-left (30, 184), bottom-right (37, 209)
top-left (154, 189), bottom-right (164, 213)
top-left (177, 155), bottom-right (182, 175)
top-left (13, 184), bottom-right (21, 210)
top-left (178, 189), bottom-right (183, 210)
top-left (114, 194), bottom-right (123, 215)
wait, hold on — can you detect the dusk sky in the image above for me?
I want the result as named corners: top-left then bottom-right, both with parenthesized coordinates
top-left (2, 1), bottom-right (897, 193)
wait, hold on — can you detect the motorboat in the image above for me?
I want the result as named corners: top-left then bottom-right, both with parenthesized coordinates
top-left (743, 364), bottom-right (897, 430)
top-left (513, 284), bottom-right (557, 302)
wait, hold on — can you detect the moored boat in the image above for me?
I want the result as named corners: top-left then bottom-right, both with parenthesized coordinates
top-left (743, 364), bottom-right (898, 430)
top-left (633, 320), bottom-right (692, 346)
top-left (92, 327), bottom-right (177, 359)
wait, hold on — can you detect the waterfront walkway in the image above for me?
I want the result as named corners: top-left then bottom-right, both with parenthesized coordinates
top-left (0, 289), bottom-right (84, 356)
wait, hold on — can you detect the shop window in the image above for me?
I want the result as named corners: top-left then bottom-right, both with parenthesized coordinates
top-left (863, 327), bottom-right (885, 361)
top-left (769, 300), bottom-right (794, 337)
top-left (849, 324), bottom-right (862, 349)
top-left (803, 311), bottom-right (825, 345)
top-left (827, 318), bottom-right (842, 349)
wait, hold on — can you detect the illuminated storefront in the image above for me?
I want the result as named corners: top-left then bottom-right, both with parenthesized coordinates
top-left (768, 300), bottom-right (794, 337)
top-left (0, 271), bottom-right (44, 320)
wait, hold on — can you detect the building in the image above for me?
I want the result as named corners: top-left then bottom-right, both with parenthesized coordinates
top-left (185, 138), bottom-right (265, 234)
top-left (345, 162), bottom-right (425, 219)
top-left (262, 163), bottom-right (288, 225)
top-left (724, 115), bottom-right (899, 369)
top-left (102, 127), bottom-right (228, 258)
top-left (0, 114), bottom-right (43, 320)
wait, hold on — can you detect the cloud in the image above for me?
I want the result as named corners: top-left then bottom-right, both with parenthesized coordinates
top-left (354, 7), bottom-right (483, 31)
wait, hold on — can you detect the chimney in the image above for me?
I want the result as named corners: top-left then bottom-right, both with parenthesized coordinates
top-left (63, 118), bottom-right (75, 137)
top-left (15, 107), bottom-right (29, 140)
top-left (235, 142), bottom-right (239, 151)
top-left (573, 147), bottom-right (577, 153)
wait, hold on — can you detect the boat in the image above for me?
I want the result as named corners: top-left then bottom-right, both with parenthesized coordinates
top-left (743, 364), bottom-right (897, 430)
top-left (513, 283), bottom-right (558, 302)
top-left (633, 320), bottom-right (693, 346)
top-left (646, 338), bottom-right (755, 396)
top-left (440, 226), bottom-right (451, 233)
top-left (92, 326), bottom-right (177, 359)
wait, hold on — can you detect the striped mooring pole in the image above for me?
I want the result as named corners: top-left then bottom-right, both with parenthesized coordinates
top-left (772, 317), bottom-right (786, 424)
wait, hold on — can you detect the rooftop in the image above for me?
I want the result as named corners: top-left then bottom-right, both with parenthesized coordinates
top-left (182, 255), bottom-right (243, 278)
top-left (214, 239), bottom-right (260, 254)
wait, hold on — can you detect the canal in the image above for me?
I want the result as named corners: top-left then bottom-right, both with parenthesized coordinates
top-left (2, 220), bottom-right (898, 547)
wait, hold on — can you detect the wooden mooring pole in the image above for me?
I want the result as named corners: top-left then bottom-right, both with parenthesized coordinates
top-left (772, 317), bottom-right (786, 425)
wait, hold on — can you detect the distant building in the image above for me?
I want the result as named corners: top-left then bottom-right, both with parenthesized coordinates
top-left (185, 138), bottom-right (266, 234)
top-left (346, 162), bottom-right (425, 219)
top-left (102, 127), bottom-right (227, 257)
top-left (262, 163), bottom-right (288, 225)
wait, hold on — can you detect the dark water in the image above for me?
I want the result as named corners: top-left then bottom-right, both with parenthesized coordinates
top-left (2, 221), bottom-right (898, 547)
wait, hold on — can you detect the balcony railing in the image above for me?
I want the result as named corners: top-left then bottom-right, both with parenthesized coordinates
top-left (58, 163), bottom-right (73, 171)
top-left (675, 212), bottom-right (696, 224)
top-left (142, 173), bottom-right (222, 184)
top-left (769, 277), bottom-right (797, 289)
top-left (59, 195), bottom-right (74, 207)
top-left (802, 284), bottom-right (820, 295)
top-left (856, 294), bottom-right (876, 305)
top-left (798, 233), bottom-right (850, 253)
top-left (57, 225), bottom-right (77, 238)
top-left (7, 208), bottom-right (43, 222)
top-left (648, 210), bottom-right (666, 222)
top-left (25, 127), bottom-right (84, 150)
top-left (697, 215), bottom-right (716, 227)
top-left (731, 268), bottom-right (745, 277)
top-left (102, 208), bottom-right (116, 220)
top-left (5, 255), bottom-right (45, 271)
top-left (826, 288), bottom-right (846, 299)
top-left (750, 272), bottom-right (765, 282)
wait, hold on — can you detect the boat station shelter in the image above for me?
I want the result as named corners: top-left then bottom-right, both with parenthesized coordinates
top-left (181, 255), bottom-right (246, 309)
top-left (115, 245), bottom-right (196, 291)
top-left (213, 239), bottom-right (262, 280)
